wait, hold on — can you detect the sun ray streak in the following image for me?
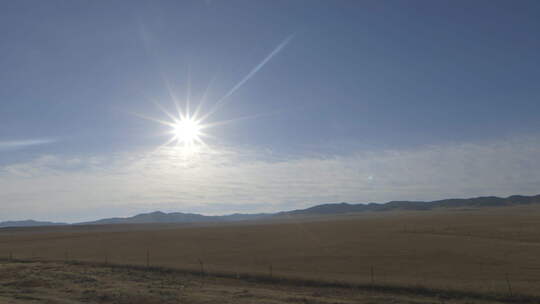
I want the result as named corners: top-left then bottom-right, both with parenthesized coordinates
top-left (128, 111), bottom-right (177, 127)
top-left (194, 70), bottom-right (220, 119)
top-left (201, 34), bottom-right (295, 121)
top-left (203, 113), bottom-right (272, 128)
top-left (152, 135), bottom-right (178, 154)
top-left (163, 78), bottom-right (184, 120)
top-left (186, 65), bottom-right (192, 119)
top-left (151, 99), bottom-right (178, 122)
top-left (203, 106), bottom-right (292, 129)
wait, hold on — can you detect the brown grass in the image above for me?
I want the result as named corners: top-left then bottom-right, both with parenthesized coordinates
top-left (1, 205), bottom-right (540, 297)
top-left (0, 260), bottom-right (527, 304)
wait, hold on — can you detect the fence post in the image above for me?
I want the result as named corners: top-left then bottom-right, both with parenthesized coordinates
top-left (198, 258), bottom-right (204, 277)
top-left (370, 265), bottom-right (374, 286)
top-left (505, 272), bottom-right (513, 297)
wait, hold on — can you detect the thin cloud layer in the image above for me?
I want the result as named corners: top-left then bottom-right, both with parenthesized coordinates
top-left (0, 139), bottom-right (56, 151)
top-left (1, 136), bottom-right (540, 222)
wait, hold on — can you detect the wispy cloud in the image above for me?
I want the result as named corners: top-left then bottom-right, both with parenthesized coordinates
top-left (0, 138), bottom-right (56, 151)
top-left (1, 136), bottom-right (540, 222)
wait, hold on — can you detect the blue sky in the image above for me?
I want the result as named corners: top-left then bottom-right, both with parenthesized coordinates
top-left (1, 0), bottom-right (540, 222)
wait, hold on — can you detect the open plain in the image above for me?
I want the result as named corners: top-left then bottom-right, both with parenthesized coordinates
top-left (2, 205), bottom-right (540, 302)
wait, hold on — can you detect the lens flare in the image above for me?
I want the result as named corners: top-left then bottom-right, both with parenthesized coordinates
top-left (171, 116), bottom-right (203, 146)
top-left (131, 34), bottom-right (294, 154)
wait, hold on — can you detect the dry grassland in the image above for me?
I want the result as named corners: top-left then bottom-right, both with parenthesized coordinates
top-left (1, 205), bottom-right (540, 299)
top-left (1, 260), bottom-right (518, 304)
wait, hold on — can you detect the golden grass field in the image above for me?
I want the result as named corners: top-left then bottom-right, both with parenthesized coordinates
top-left (1, 260), bottom-right (517, 304)
top-left (2, 205), bottom-right (540, 302)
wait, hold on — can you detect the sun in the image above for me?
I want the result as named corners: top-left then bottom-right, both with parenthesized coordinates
top-left (132, 103), bottom-right (210, 150)
top-left (132, 34), bottom-right (293, 153)
top-left (170, 117), bottom-right (203, 146)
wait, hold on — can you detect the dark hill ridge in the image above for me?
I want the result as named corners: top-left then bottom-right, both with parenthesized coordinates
top-left (279, 194), bottom-right (540, 216)
top-left (0, 220), bottom-right (67, 228)
top-left (1, 194), bottom-right (539, 228)
top-left (76, 211), bottom-right (270, 225)
top-left (78, 211), bottom-right (217, 225)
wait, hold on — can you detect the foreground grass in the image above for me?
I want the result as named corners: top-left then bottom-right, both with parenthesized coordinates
top-left (0, 259), bottom-right (538, 304)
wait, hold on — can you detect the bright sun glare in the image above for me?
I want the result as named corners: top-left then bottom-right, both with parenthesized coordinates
top-left (171, 117), bottom-right (203, 146)
top-left (133, 35), bottom-right (294, 153)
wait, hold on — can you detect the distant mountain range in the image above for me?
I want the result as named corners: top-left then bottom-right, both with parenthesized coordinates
top-left (2, 194), bottom-right (539, 228)
top-left (76, 211), bottom-right (269, 225)
top-left (0, 220), bottom-right (68, 228)
top-left (278, 194), bottom-right (540, 215)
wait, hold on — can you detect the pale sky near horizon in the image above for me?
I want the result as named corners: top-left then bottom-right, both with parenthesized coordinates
top-left (1, 0), bottom-right (540, 222)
